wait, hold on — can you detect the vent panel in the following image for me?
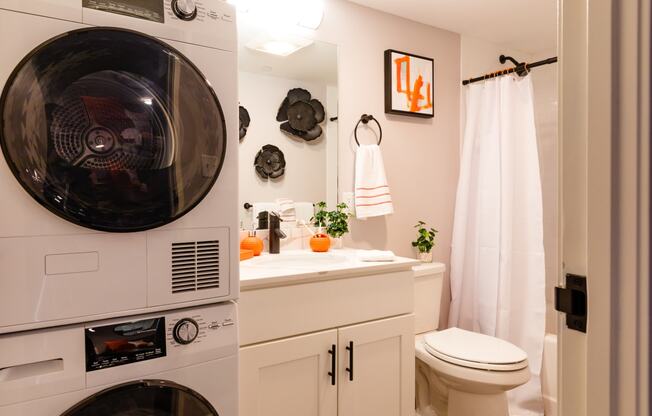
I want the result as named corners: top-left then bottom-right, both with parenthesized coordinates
top-left (171, 240), bottom-right (220, 293)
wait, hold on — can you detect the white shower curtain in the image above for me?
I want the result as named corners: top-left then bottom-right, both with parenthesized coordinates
top-left (448, 75), bottom-right (546, 416)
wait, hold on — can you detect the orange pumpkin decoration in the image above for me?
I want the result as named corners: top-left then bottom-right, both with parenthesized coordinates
top-left (310, 233), bottom-right (331, 252)
top-left (241, 235), bottom-right (264, 256)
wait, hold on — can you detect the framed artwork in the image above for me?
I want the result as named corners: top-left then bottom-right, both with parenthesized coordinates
top-left (384, 49), bottom-right (434, 118)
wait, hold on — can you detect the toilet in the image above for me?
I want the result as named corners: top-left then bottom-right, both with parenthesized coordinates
top-left (413, 263), bottom-right (530, 416)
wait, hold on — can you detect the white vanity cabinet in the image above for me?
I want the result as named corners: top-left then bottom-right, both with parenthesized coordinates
top-left (239, 259), bottom-right (417, 416)
top-left (240, 329), bottom-right (339, 416)
top-left (337, 315), bottom-right (415, 416)
top-left (240, 315), bottom-right (414, 416)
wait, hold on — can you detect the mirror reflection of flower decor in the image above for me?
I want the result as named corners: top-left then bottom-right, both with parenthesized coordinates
top-left (254, 144), bottom-right (286, 179)
top-left (239, 105), bottom-right (250, 141)
top-left (276, 88), bottom-right (325, 141)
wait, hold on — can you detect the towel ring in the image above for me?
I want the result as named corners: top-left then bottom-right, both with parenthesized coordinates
top-left (354, 114), bottom-right (382, 146)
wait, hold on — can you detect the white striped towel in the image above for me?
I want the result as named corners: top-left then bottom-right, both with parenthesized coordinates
top-left (354, 144), bottom-right (394, 218)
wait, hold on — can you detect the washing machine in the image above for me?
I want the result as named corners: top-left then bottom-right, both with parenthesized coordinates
top-left (0, 302), bottom-right (237, 415)
top-left (0, 0), bottom-right (239, 334)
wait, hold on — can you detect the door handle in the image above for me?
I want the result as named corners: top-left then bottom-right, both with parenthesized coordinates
top-left (345, 341), bottom-right (354, 381)
top-left (328, 344), bottom-right (336, 386)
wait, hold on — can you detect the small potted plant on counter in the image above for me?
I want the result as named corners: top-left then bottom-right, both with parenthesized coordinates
top-left (310, 202), bottom-right (331, 252)
top-left (412, 220), bottom-right (438, 262)
top-left (326, 202), bottom-right (353, 249)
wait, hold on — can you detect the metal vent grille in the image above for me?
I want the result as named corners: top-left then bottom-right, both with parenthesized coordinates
top-left (171, 240), bottom-right (220, 293)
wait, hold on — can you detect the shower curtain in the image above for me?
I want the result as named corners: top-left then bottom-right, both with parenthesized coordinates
top-left (448, 75), bottom-right (546, 416)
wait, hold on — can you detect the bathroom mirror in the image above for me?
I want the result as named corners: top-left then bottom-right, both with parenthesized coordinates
top-left (237, 28), bottom-right (338, 229)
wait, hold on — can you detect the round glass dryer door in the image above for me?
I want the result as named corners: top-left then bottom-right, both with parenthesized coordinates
top-left (60, 380), bottom-right (219, 415)
top-left (0, 28), bottom-right (227, 232)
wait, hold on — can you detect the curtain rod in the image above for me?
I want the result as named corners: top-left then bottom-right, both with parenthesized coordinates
top-left (462, 56), bottom-right (558, 86)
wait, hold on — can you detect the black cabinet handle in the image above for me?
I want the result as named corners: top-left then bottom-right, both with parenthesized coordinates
top-left (345, 341), bottom-right (354, 381)
top-left (328, 344), bottom-right (336, 386)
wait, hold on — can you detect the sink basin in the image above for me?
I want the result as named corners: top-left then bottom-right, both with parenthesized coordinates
top-left (246, 253), bottom-right (351, 268)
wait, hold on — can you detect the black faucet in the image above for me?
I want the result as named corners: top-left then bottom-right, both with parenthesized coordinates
top-left (268, 212), bottom-right (287, 254)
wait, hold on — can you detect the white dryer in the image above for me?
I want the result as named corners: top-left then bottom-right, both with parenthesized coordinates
top-left (0, 302), bottom-right (237, 415)
top-left (0, 1), bottom-right (239, 333)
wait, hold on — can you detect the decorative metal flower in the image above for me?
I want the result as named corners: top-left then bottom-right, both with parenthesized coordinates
top-left (254, 144), bottom-right (286, 179)
top-left (239, 105), bottom-right (250, 141)
top-left (276, 88), bottom-right (325, 141)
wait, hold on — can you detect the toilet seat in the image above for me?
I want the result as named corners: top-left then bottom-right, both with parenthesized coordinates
top-left (423, 328), bottom-right (528, 372)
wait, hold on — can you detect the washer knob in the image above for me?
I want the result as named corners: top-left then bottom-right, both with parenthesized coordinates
top-left (172, 0), bottom-right (197, 20)
top-left (173, 318), bottom-right (199, 345)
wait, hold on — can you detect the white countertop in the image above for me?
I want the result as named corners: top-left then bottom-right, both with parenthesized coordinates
top-left (239, 249), bottom-right (420, 290)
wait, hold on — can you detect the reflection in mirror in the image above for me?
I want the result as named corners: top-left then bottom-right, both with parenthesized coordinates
top-left (238, 29), bottom-right (338, 230)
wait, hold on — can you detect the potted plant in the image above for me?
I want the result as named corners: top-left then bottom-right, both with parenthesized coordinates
top-left (326, 202), bottom-right (352, 249)
top-left (310, 202), bottom-right (331, 252)
top-left (312, 201), bottom-right (328, 232)
top-left (411, 220), bottom-right (438, 262)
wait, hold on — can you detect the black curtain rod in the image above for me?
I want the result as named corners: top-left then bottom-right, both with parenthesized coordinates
top-left (462, 56), bottom-right (558, 85)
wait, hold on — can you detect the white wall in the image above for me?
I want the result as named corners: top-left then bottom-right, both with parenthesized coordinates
top-left (314, 1), bottom-right (461, 330)
top-left (460, 36), bottom-right (559, 334)
top-left (238, 71), bottom-right (333, 227)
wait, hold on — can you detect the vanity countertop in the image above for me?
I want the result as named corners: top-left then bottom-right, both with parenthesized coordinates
top-left (239, 249), bottom-right (420, 290)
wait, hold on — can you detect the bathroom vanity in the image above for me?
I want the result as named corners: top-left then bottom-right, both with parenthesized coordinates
top-left (239, 250), bottom-right (419, 416)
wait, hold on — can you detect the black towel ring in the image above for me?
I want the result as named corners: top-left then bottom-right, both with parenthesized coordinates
top-left (354, 114), bottom-right (382, 146)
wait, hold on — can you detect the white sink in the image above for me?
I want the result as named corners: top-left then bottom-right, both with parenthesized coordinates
top-left (245, 252), bottom-right (351, 268)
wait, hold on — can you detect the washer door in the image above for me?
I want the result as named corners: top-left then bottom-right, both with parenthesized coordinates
top-left (0, 28), bottom-right (227, 232)
top-left (61, 380), bottom-right (219, 416)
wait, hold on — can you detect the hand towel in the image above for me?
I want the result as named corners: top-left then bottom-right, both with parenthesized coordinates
top-left (355, 144), bottom-right (394, 218)
top-left (357, 249), bottom-right (396, 262)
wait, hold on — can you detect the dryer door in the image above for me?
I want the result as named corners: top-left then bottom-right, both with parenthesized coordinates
top-left (0, 28), bottom-right (227, 232)
top-left (60, 380), bottom-right (219, 415)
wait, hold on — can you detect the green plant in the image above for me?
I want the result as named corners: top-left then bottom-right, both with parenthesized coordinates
top-left (311, 201), bottom-right (328, 229)
top-left (326, 203), bottom-right (353, 238)
top-left (411, 221), bottom-right (438, 253)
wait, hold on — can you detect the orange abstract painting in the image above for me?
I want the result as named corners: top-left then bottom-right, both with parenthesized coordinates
top-left (384, 49), bottom-right (434, 118)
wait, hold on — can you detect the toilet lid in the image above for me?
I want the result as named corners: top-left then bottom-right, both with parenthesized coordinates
top-left (424, 328), bottom-right (528, 371)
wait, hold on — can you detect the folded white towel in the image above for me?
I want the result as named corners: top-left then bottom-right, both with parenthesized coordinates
top-left (357, 249), bottom-right (396, 262)
top-left (355, 144), bottom-right (394, 219)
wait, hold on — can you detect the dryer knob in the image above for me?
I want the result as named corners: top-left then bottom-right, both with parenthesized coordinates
top-left (173, 318), bottom-right (199, 345)
top-left (172, 0), bottom-right (198, 20)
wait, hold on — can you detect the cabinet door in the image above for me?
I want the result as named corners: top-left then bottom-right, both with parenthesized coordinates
top-left (240, 329), bottom-right (338, 416)
top-left (338, 314), bottom-right (415, 416)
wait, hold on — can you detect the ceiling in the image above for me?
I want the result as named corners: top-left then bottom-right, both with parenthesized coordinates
top-left (347, 0), bottom-right (557, 54)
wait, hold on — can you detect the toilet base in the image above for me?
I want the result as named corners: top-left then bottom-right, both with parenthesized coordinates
top-left (448, 389), bottom-right (509, 416)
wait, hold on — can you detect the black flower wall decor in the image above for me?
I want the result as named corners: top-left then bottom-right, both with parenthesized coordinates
top-left (254, 144), bottom-right (286, 179)
top-left (239, 105), bottom-right (251, 141)
top-left (276, 88), bottom-right (325, 141)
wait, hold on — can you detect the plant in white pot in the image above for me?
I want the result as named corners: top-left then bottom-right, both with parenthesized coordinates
top-left (412, 220), bottom-right (438, 262)
top-left (326, 202), bottom-right (352, 249)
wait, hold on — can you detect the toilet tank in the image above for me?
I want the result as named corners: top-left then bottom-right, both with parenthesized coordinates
top-left (413, 263), bottom-right (446, 334)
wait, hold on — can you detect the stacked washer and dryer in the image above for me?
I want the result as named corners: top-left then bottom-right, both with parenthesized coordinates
top-left (0, 1), bottom-right (239, 414)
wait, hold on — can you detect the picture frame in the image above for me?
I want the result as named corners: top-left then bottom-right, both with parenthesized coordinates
top-left (384, 49), bottom-right (434, 118)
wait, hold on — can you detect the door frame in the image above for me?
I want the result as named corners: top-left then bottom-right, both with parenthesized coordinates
top-left (559, 0), bottom-right (650, 414)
